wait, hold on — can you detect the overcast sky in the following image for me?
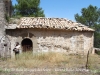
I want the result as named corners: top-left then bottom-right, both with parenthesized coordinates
top-left (12, 0), bottom-right (100, 21)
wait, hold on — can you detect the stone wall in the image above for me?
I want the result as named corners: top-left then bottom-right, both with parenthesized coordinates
top-left (0, 0), bottom-right (6, 39)
top-left (0, 0), bottom-right (10, 58)
top-left (6, 28), bottom-right (94, 57)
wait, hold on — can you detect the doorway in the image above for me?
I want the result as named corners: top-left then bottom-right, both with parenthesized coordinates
top-left (21, 38), bottom-right (33, 52)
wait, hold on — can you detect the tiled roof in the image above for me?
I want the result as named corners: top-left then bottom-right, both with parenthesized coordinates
top-left (15, 17), bottom-right (94, 31)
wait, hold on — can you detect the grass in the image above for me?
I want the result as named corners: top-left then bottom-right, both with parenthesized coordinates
top-left (0, 52), bottom-right (100, 70)
top-left (87, 54), bottom-right (100, 70)
top-left (0, 52), bottom-right (87, 68)
top-left (11, 52), bottom-right (68, 68)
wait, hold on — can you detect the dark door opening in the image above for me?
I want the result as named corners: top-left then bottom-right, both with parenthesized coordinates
top-left (21, 38), bottom-right (33, 52)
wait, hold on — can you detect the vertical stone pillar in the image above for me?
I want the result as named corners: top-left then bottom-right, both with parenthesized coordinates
top-left (0, 0), bottom-right (7, 57)
top-left (0, 0), bottom-right (6, 39)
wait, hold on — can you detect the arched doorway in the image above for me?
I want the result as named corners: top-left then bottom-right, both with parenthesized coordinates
top-left (21, 38), bottom-right (33, 52)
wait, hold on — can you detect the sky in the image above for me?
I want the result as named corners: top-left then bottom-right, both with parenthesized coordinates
top-left (12, 0), bottom-right (100, 21)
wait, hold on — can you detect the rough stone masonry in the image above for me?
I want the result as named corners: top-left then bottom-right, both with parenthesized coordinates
top-left (0, 0), bottom-right (95, 58)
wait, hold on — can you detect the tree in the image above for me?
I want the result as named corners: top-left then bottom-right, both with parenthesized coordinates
top-left (13, 0), bottom-right (45, 17)
top-left (74, 5), bottom-right (100, 48)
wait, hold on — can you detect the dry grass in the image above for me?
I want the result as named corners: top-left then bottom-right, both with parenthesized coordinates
top-left (0, 52), bottom-right (100, 75)
top-left (0, 52), bottom-right (100, 70)
top-left (6, 52), bottom-right (68, 68)
top-left (87, 54), bottom-right (100, 70)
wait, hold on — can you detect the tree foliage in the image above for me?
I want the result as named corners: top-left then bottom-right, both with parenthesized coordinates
top-left (13, 0), bottom-right (45, 17)
top-left (74, 5), bottom-right (100, 48)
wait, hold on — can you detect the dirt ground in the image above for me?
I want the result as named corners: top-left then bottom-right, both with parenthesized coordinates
top-left (0, 69), bottom-right (100, 75)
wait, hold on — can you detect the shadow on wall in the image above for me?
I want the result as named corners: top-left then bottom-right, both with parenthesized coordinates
top-left (21, 38), bottom-right (33, 52)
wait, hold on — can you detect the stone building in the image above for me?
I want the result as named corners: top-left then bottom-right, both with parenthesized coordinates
top-left (0, 0), bottom-right (94, 58)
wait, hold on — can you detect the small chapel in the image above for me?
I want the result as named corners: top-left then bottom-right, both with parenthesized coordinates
top-left (0, 0), bottom-right (94, 58)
